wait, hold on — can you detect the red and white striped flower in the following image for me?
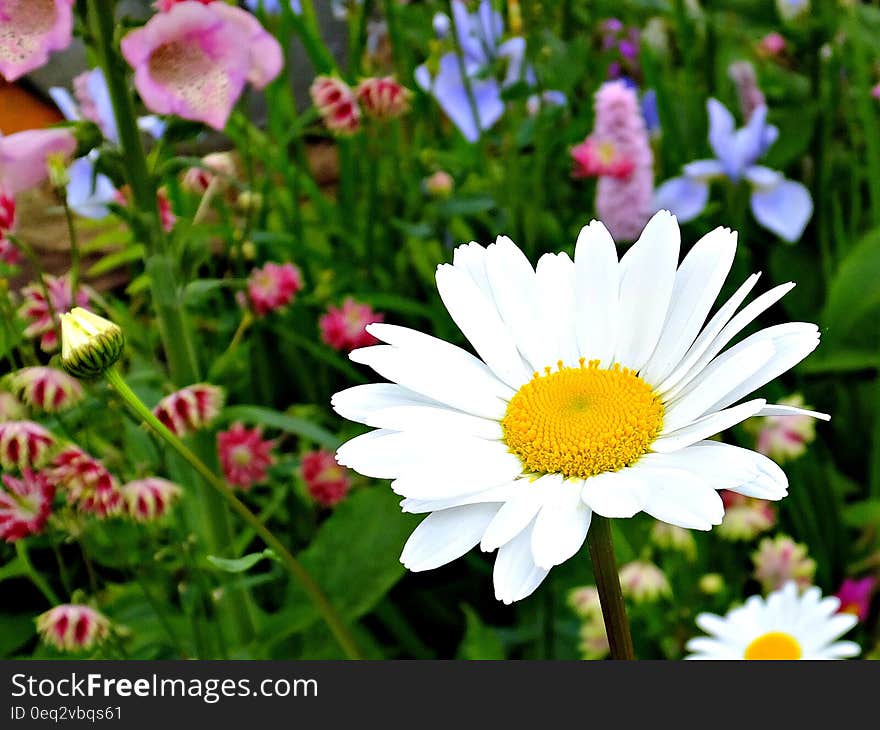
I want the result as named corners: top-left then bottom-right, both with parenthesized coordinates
top-left (0, 392), bottom-right (26, 421)
top-left (51, 446), bottom-right (123, 518)
top-left (36, 604), bottom-right (110, 653)
top-left (121, 477), bottom-right (182, 522)
top-left (310, 75), bottom-right (361, 135)
top-left (17, 274), bottom-right (89, 352)
top-left (153, 384), bottom-right (224, 437)
top-left (5, 367), bottom-right (84, 413)
top-left (356, 76), bottom-right (412, 120)
top-left (0, 421), bottom-right (54, 471)
top-left (301, 450), bottom-right (351, 507)
top-left (0, 469), bottom-right (54, 541)
top-left (217, 423), bottom-right (275, 489)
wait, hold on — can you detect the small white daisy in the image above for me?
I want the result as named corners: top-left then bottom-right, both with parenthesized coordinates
top-left (686, 582), bottom-right (860, 659)
top-left (332, 211), bottom-right (828, 604)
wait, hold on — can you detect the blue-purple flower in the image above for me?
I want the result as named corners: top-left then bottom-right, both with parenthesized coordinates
top-left (653, 98), bottom-right (812, 242)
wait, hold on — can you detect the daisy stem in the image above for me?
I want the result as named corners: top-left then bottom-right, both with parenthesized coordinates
top-left (103, 366), bottom-right (364, 660)
top-left (586, 515), bottom-right (634, 660)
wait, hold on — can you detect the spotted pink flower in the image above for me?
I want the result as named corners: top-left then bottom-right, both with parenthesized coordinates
top-left (37, 604), bottom-right (110, 653)
top-left (0, 128), bottom-right (77, 196)
top-left (588, 80), bottom-right (654, 242)
top-left (121, 1), bottom-right (282, 130)
top-left (0, 421), bottom-right (54, 471)
top-left (356, 77), bottom-right (412, 120)
top-left (0, 0), bottom-right (75, 82)
top-left (153, 384), bottom-right (224, 437)
top-left (319, 297), bottom-right (384, 352)
top-left (571, 137), bottom-right (636, 179)
top-left (5, 367), bottom-right (84, 413)
top-left (0, 469), bottom-right (54, 541)
top-left (51, 446), bottom-right (123, 518)
top-left (121, 477), bottom-right (182, 522)
top-left (310, 76), bottom-right (361, 135)
top-left (301, 450), bottom-right (351, 507)
top-left (217, 422), bottom-right (275, 489)
top-left (247, 262), bottom-right (303, 317)
top-left (752, 535), bottom-right (816, 594)
top-left (17, 274), bottom-right (90, 352)
top-left (835, 577), bottom-right (876, 622)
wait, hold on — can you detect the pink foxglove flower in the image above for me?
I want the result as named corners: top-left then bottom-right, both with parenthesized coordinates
top-left (0, 421), bottom-right (54, 471)
top-left (155, 0), bottom-right (213, 11)
top-left (217, 422), bottom-right (275, 489)
top-left (588, 80), bottom-right (654, 242)
top-left (301, 450), bottom-right (351, 507)
top-left (835, 577), bottom-right (875, 622)
top-left (571, 137), bottom-right (636, 180)
top-left (0, 469), bottom-right (54, 541)
top-left (618, 560), bottom-right (671, 603)
top-left (754, 394), bottom-right (816, 463)
top-left (51, 446), bottom-right (123, 518)
top-left (0, 0), bottom-right (75, 82)
top-left (5, 367), bottom-right (84, 413)
top-left (121, 1), bottom-right (282, 131)
top-left (0, 392), bottom-right (26, 421)
top-left (36, 604), bottom-right (110, 653)
top-left (752, 535), bottom-right (816, 594)
top-left (153, 384), bottom-right (224, 437)
top-left (17, 274), bottom-right (89, 352)
top-left (319, 297), bottom-right (384, 352)
top-left (246, 262), bottom-right (303, 317)
top-left (310, 76), bottom-right (361, 135)
top-left (121, 477), bottom-right (182, 522)
top-left (356, 77), bottom-right (412, 120)
top-left (0, 128), bottom-right (77, 195)
top-left (716, 491), bottom-right (775, 541)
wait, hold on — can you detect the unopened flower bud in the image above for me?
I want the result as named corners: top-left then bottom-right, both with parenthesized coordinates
top-left (47, 152), bottom-right (70, 189)
top-left (60, 308), bottom-right (125, 379)
top-left (699, 573), bottom-right (725, 595)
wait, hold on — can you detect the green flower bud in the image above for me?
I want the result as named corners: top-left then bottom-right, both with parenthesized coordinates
top-left (60, 307), bottom-right (125, 379)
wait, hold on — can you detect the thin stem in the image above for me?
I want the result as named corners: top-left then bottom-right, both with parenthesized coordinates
top-left (61, 196), bottom-right (81, 302)
top-left (586, 515), bottom-right (634, 660)
top-left (105, 367), bottom-right (363, 660)
top-left (8, 233), bottom-right (61, 349)
top-left (16, 542), bottom-right (60, 605)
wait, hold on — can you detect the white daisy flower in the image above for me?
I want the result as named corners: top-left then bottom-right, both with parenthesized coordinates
top-left (686, 582), bottom-right (860, 659)
top-left (332, 211), bottom-right (828, 604)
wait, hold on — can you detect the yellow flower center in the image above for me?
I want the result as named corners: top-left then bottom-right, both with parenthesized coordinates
top-left (743, 631), bottom-right (802, 660)
top-left (501, 359), bottom-right (664, 479)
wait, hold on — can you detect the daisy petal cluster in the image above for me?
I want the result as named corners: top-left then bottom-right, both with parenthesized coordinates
top-left (752, 534), bottom-right (816, 593)
top-left (17, 274), bottom-right (90, 352)
top-left (0, 0), bottom-right (75, 82)
top-left (36, 604), bottom-right (110, 653)
top-left (301, 450), bottom-right (352, 507)
top-left (0, 421), bottom-right (55, 471)
top-left (121, 477), bottom-right (182, 522)
top-left (310, 76), bottom-right (361, 136)
top-left (333, 211), bottom-right (827, 604)
top-left (153, 384), bottom-right (224, 437)
top-left (246, 262), bottom-right (303, 317)
top-left (217, 423), bottom-right (275, 490)
top-left (0, 469), bottom-right (54, 541)
top-left (319, 298), bottom-right (384, 352)
top-left (5, 367), bottom-right (84, 413)
top-left (51, 446), bottom-right (124, 518)
top-left (686, 582), bottom-right (859, 659)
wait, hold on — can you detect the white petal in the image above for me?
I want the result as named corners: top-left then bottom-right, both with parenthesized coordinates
top-left (493, 520), bottom-right (549, 604)
top-left (332, 383), bottom-right (438, 423)
top-left (336, 429), bottom-right (407, 479)
top-left (581, 470), bottom-right (644, 518)
top-left (531, 483), bottom-right (592, 569)
top-left (452, 241), bottom-right (493, 299)
top-left (480, 481), bottom-right (547, 551)
top-left (535, 252), bottom-right (580, 368)
top-left (614, 210), bottom-right (681, 371)
top-left (626, 464), bottom-right (725, 530)
top-left (574, 220), bottom-right (619, 366)
top-left (651, 399), bottom-right (766, 452)
top-left (400, 481), bottom-right (520, 514)
top-left (435, 263), bottom-right (532, 389)
top-left (756, 403), bottom-right (830, 421)
top-left (362, 404), bottom-right (503, 439)
top-left (640, 226), bottom-right (737, 386)
top-left (400, 503), bottom-right (501, 571)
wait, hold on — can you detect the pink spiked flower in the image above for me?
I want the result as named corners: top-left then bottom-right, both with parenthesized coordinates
top-left (310, 76), bottom-right (361, 136)
top-left (754, 394), bottom-right (816, 463)
top-left (5, 367), bottom-right (84, 413)
top-left (153, 384), bottom-right (224, 437)
top-left (182, 151), bottom-right (236, 193)
top-left (157, 188), bottom-right (176, 232)
top-left (752, 535), bottom-right (816, 594)
top-left (301, 450), bottom-right (351, 507)
top-left (356, 77), bottom-right (412, 120)
top-left (0, 191), bottom-right (14, 232)
top-left (0, 469), bottom-right (54, 541)
top-left (246, 262), bottom-right (303, 317)
top-left (587, 80), bottom-right (654, 242)
top-left (17, 274), bottom-right (90, 352)
top-left (51, 446), bottom-right (123, 518)
top-left (0, 421), bottom-right (54, 471)
top-left (319, 297), bottom-right (384, 352)
top-left (121, 1), bottom-right (282, 131)
top-left (571, 137), bottom-right (636, 180)
top-left (758, 32), bottom-right (786, 57)
top-left (0, 237), bottom-right (19, 265)
top-left (0, 0), bottom-right (75, 82)
top-left (0, 128), bottom-right (77, 196)
top-left (717, 491), bottom-right (776, 541)
top-left (0, 392), bottom-right (26, 421)
top-left (835, 577), bottom-right (876, 622)
top-left (121, 477), bottom-right (182, 522)
top-left (217, 423), bottom-right (275, 489)
top-left (36, 604), bottom-right (110, 653)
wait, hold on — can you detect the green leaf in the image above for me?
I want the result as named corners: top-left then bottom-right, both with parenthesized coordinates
top-left (0, 613), bottom-right (36, 658)
top-left (86, 244), bottom-right (145, 276)
top-left (183, 278), bottom-right (240, 305)
top-left (219, 405), bottom-right (339, 449)
top-left (823, 227), bottom-right (880, 343)
top-left (457, 605), bottom-right (506, 660)
top-left (0, 557), bottom-right (26, 585)
top-left (207, 549), bottom-right (277, 573)
top-left (842, 499), bottom-right (880, 528)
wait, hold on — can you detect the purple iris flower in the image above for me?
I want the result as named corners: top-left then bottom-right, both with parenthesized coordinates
top-left (653, 98), bottom-right (812, 242)
top-left (415, 0), bottom-right (542, 142)
top-left (66, 153), bottom-right (117, 220)
top-left (243, 0), bottom-right (302, 14)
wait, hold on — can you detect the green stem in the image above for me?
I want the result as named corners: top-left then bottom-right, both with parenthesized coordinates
top-left (16, 542), bottom-right (60, 605)
top-left (8, 233), bottom-right (62, 349)
top-left (105, 367), bottom-right (363, 660)
top-left (61, 197), bottom-right (82, 302)
top-left (586, 516), bottom-right (634, 660)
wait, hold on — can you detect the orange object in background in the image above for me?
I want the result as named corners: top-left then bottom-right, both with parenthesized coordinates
top-left (0, 79), bottom-right (62, 134)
